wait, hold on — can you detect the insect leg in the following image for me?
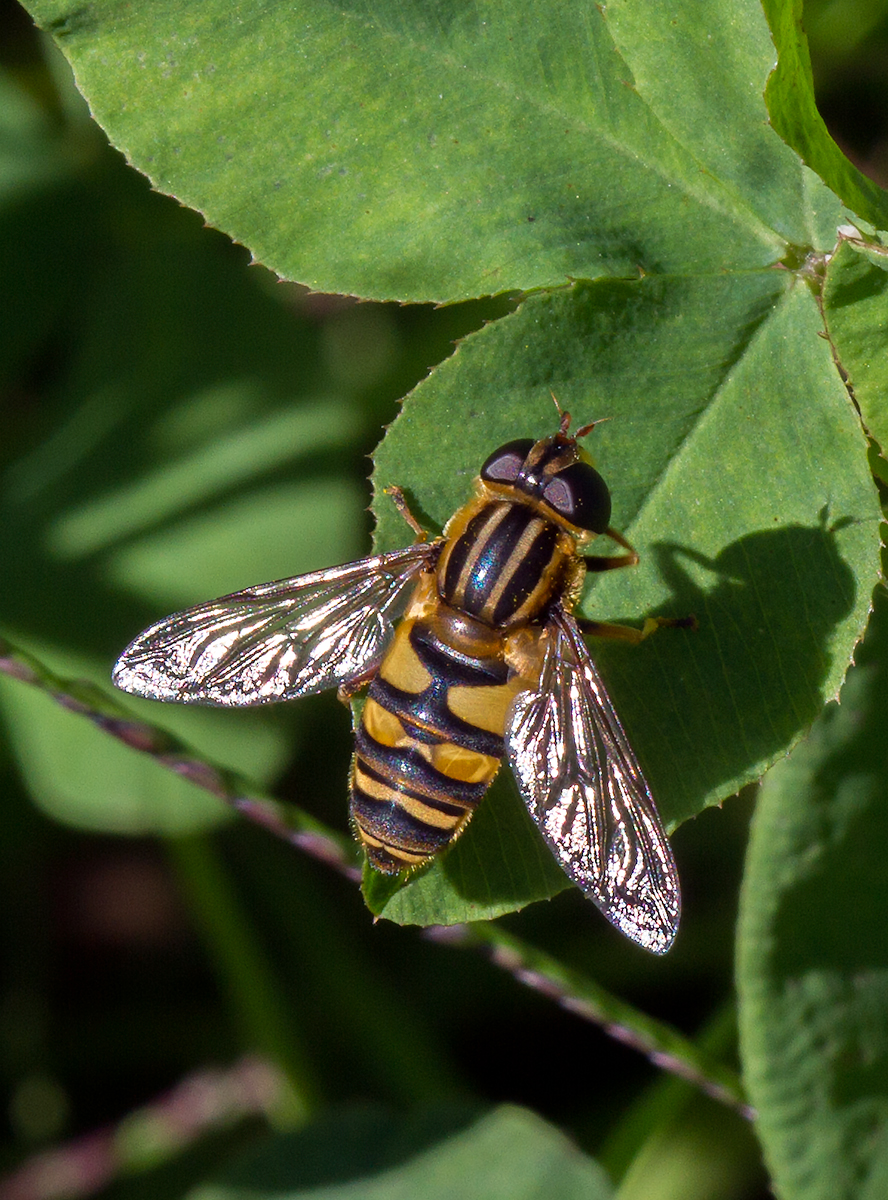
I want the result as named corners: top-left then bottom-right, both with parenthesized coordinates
top-left (576, 615), bottom-right (698, 644)
top-left (583, 526), bottom-right (639, 573)
top-left (384, 486), bottom-right (428, 543)
top-left (337, 668), bottom-right (379, 704)
top-left (581, 528), bottom-right (697, 641)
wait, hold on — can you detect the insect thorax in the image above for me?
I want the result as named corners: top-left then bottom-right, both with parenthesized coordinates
top-left (436, 495), bottom-right (578, 629)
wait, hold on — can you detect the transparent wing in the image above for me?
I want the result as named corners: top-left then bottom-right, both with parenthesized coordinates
top-left (505, 606), bottom-right (680, 953)
top-left (112, 544), bottom-right (436, 706)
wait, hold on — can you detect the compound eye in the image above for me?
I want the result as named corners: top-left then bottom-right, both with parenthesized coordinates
top-left (480, 439), bottom-right (534, 484)
top-left (542, 462), bottom-right (612, 533)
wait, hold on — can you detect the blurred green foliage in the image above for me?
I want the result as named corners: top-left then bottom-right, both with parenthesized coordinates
top-left (806, 0), bottom-right (888, 186)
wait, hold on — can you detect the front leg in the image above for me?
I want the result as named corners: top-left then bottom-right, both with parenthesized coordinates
top-left (577, 614), bottom-right (698, 645)
top-left (384, 485), bottom-right (428, 543)
top-left (584, 526), bottom-right (639, 574)
top-left (580, 527), bottom-right (697, 641)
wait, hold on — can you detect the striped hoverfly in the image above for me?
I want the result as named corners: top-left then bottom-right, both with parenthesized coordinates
top-left (113, 412), bottom-right (687, 953)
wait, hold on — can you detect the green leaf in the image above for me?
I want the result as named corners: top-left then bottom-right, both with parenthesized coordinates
top-left (0, 137), bottom-right (366, 835)
top-left (0, 666), bottom-right (239, 836)
top-left (761, 0), bottom-right (888, 231)
top-left (185, 1105), bottom-right (615, 1200)
top-left (365, 274), bottom-right (879, 925)
top-left (737, 587), bottom-right (888, 1200)
top-left (823, 236), bottom-right (888, 452)
top-left (0, 67), bottom-right (90, 392)
top-left (23, 0), bottom-right (836, 302)
top-left (603, 0), bottom-right (811, 245)
top-left (9, 2), bottom-right (884, 926)
top-left (0, 68), bottom-right (71, 200)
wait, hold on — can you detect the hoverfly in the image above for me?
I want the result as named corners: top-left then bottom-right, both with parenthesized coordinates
top-left (113, 412), bottom-right (685, 953)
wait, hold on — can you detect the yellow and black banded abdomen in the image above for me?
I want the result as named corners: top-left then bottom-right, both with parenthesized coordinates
top-left (350, 613), bottom-right (517, 872)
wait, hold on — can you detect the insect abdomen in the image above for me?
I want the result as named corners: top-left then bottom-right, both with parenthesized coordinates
top-left (437, 500), bottom-right (570, 628)
top-left (350, 611), bottom-right (516, 872)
